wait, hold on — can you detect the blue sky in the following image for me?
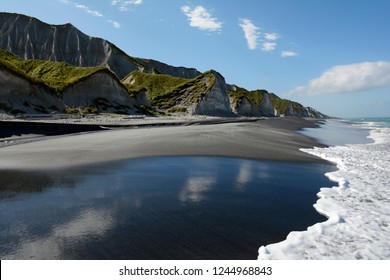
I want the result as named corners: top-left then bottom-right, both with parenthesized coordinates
top-left (2, 0), bottom-right (390, 117)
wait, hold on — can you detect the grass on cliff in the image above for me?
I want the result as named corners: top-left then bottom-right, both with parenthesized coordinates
top-left (228, 86), bottom-right (269, 107)
top-left (0, 48), bottom-right (109, 95)
top-left (229, 85), bottom-right (306, 115)
top-left (124, 71), bottom-right (189, 98)
top-left (269, 93), bottom-right (290, 114)
top-left (123, 70), bottom-right (216, 109)
top-left (269, 93), bottom-right (304, 114)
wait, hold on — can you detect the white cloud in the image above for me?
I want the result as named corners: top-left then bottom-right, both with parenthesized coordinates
top-left (289, 61), bottom-right (390, 96)
top-left (281, 50), bottom-right (298, 57)
top-left (238, 20), bottom-right (283, 53)
top-left (108, 20), bottom-right (121, 29)
top-left (60, 1), bottom-right (103, 17)
top-left (181, 5), bottom-right (222, 32)
top-left (111, 0), bottom-right (143, 12)
top-left (60, 1), bottom-right (124, 29)
top-left (264, 32), bottom-right (280, 41)
top-left (239, 18), bottom-right (260, 50)
top-left (262, 42), bottom-right (277, 52)
top-left (74, 3), bottom-right (103, 17)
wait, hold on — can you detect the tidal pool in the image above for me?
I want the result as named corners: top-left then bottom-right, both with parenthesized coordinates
top-left (0, 156), bottom-right (335, 259)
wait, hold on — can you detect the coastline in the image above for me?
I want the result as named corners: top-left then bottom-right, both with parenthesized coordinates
top-left (258, 118), bottom-right (390, 260)
top-left (0, 115), bottom-right (337, 260)
top-left (0, 116), bottom-right (330, 171)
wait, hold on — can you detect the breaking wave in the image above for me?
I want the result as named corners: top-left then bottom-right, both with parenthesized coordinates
top-left (258, 118), bottom-right (390, 259)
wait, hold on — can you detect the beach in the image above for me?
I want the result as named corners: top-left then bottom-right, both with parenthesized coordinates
top-left (259, 118), bottom-right (390, 260)
top-left (0, 116), bottom-right (328, 171)
top-left (4, 116), bottom-right (388, 260)
top-left (0, 115), bottom-right (338, 260)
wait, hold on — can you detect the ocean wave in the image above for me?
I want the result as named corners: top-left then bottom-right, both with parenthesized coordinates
top-left (258, 121), bottom-right (390, 259)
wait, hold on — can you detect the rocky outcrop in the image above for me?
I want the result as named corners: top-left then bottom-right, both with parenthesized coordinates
top-left (62, 72), bottom-right (137, 114)
top-left (0, 12), bottom-right (199, 79)
top-left (304, 107), bottom-right (328, 119)
top-left (260, 93), bottom-right (275, 116)
top-left (274, 101), bottom-right (327, 118)
top-left (230, 92), bottom-right (274, 117)
top-left (123, 70), bottom-right (234, 117)
top-left (193, 71), bottom-right (234, 116)
top-left (0, 67), bottom-right (63, 114)
top-left (228, 86), bottom-right (275, 117)
top-left (141, 59), bottom-right (200, 79)
top-left (232, 97), bottom-right (261, 116)
top-left (228, 86), bottom-right (329, 119)
top-left (0, 64), bottom-right (138, 115)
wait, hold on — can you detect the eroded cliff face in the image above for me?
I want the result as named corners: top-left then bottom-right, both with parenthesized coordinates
top-left (0, 12), bottom-right (199, 79)
top-left (228, 86), bottom-right (328, 119)
top-left (62, 72), bottom-right (137, 114)
top-left (193, 71), bottom-right (234, 117)
top-left (260, 93), bottom-right (275, 116)
top-left (231, 93), bottom-right (274, 117)
top-left (305, 107), bottom-right (328, 119)
top-left (0, 67), bottom-right (138, 115)
top-left (1, 13), bottom-right (116, 67)
top-left (0, 68), bottom-right (64, 114)
top-left (141, 59), bottom-right (200, 79)
top-left (277, 102), bottom-right (327, 118)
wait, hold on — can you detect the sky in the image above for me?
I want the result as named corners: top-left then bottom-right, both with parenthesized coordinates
top-left (2, 0), bottom-right (390, 118)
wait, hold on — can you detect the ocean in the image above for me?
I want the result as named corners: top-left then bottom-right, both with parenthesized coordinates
top-left (259, 117), bottom-right (390, 259)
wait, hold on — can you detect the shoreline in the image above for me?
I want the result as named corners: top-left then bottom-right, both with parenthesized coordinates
top-left (1, 115), bottom-right (341, 260)
top-left (258, 118), bottom-right (390, 260)
top-left (0, 116), bottom-right (330, 171)
top-left (0, 115), bottom-right (263, 147)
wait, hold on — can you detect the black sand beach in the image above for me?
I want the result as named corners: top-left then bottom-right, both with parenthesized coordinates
top-left (0, 116), bottom-right (334, 259)
top-left (0, 117), bottom-right (329, 171)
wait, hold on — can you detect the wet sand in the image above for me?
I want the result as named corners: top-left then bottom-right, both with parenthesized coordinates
top-left (0, 116), bottom-right (334, 260)
top-left (0, 117), bottom-right (329, 171)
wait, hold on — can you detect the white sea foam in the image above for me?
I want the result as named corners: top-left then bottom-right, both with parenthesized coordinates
top-left (258, 121), bottom-right (390, 259)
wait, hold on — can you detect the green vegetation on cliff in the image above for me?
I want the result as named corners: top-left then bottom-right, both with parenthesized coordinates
top-left (269, 93), bottom-right (304, 114)
top-left (123, 70), bottom-right (216, 110)
top-left (0, 49), bottom-right (110, 95)
top-left (228, 86), bottom-right (268, 107)
top-left (228, 84), bottom-right (307, 115)
top-left (124, 71), bottom-right (189, 98)
top-left (269, 93), bottom-right (290, 114)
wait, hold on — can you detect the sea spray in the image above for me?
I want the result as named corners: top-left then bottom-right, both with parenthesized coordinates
top-left (258, 119), bottom-right (390, 259)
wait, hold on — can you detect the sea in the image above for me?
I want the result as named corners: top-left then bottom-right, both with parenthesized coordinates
top-left (259, 117), bottom-right (390, 259)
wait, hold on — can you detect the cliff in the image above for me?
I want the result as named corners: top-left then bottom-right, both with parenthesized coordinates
top-left (193, 71), bottom-right (233, 116)
top-left (228, 86), bottom-right (328, 119)
top-left (0, 12), bottom-right (200, 79)
top-left (0, 49), bottom-right (137, 115)
top-left (0, 66), bottom-right (63, 114)
top-left (123, 70), bottom-right (233, 116)
top-left (0, 12), bottom-right (328, 119)
top-left (228, 85), bottom-right (274, 117)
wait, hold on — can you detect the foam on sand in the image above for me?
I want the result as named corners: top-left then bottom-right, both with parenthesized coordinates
top-left (258, 121), bottom-right (390, 259)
